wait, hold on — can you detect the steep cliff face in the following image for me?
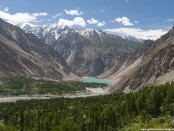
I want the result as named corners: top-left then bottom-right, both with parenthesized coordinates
top-left (22, 24), bottom-right (143, 76)
top-left (0, 19), bottom-right (75, 80)
top-left (109, 26), bottom-right (174, 93)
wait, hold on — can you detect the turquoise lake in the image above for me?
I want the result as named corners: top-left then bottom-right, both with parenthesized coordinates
top-left (82, 77), bottom-right (116, 86)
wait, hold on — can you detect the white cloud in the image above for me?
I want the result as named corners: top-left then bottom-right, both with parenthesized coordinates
top-left (52, 13), bottom-right (63, 19)
top-left (87, 18), bottom-right (105, 27)
top-left (32, 13), bottom-right (48, 17)
top-left (104, 27), bottom-right (168, 40)
top-left (115, 17), bottom-right (133, 26)
top-left (64, 9), bottom-right (83, 16)
top-left (87, 18), bottom-right (98, 24)
top-left (125, 0), bottom-right (129, 3)
top-left (97, 21), bottom-right (105, 27)
top-left (4, 7), bottom-right (9, 12)
top-left (0, 11), bottom-right (48, 25)
top-left (58, 17), bottom-right (86, 27)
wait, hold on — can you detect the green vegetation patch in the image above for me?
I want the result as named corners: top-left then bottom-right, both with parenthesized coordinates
top-left (0, 77), bottom-right (106, 95)
top-left (1, 82), bottom-right (174, 130)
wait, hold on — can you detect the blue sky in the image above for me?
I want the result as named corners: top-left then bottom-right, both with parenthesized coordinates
top-left (0, 0), bottom-right (173, 40)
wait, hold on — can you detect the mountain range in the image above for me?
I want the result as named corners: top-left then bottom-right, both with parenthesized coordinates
top-left (0, 18), bottom-right (174, 94)
top-left (22, 24), bottom-right (143, 76)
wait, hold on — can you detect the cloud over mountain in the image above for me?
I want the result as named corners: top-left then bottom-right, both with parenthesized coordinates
top-left (87, 18), bottom-right (105, 27)
top-left (0, 11), bottom-right (48, 25)
top-left (58, 17), bottom-right (86, 27)
top-left (105, 27), bottom-right (168, 40)
top-left (115, 16), bottom-right (133, 26)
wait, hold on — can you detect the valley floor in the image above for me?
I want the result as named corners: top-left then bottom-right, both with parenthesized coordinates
top-left (0, 86), bottom-right (111, 103)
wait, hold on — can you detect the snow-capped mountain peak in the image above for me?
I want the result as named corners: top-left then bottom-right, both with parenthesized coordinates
top-left (21, 23), bottom-right (142, 42)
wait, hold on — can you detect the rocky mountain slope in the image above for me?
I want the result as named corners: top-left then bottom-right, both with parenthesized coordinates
top-left (0, 19), bottom-right (75, 80)
top-left (100, 39), bottom-right (154, 78)
top-left (109, 26), bottom-right (174, 93)
top-left (22, 24), bottom-right (143, 76)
